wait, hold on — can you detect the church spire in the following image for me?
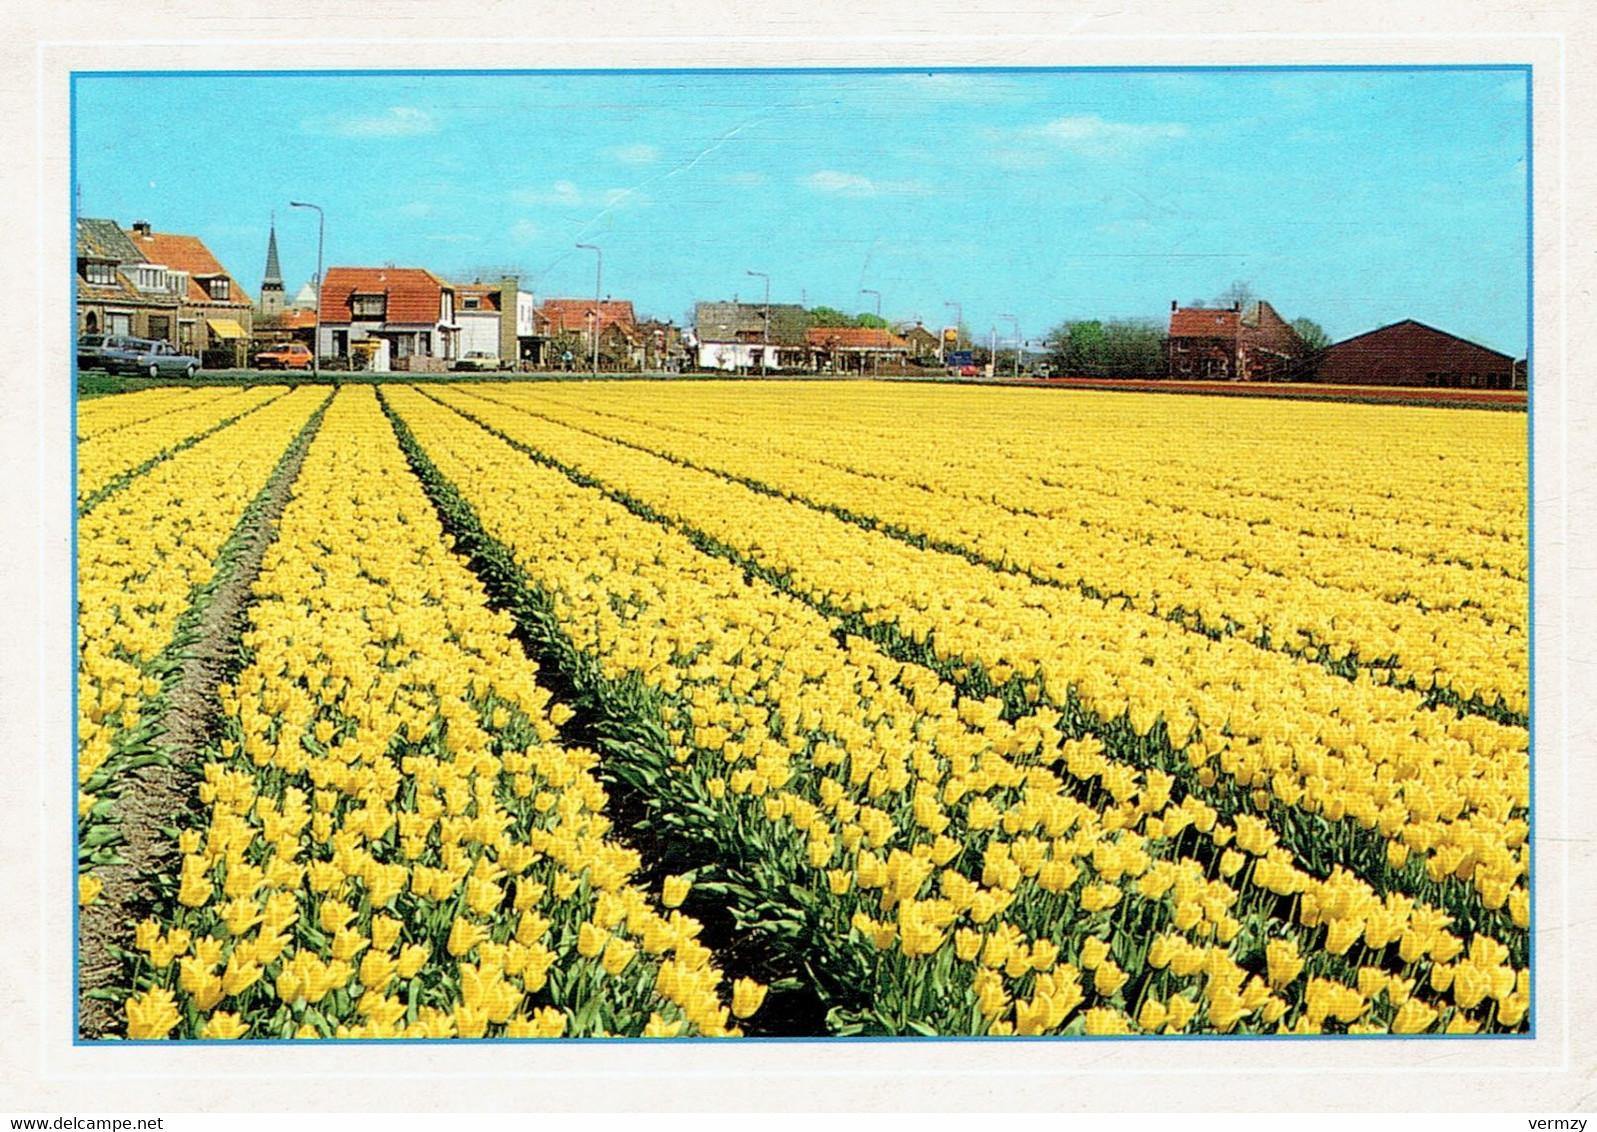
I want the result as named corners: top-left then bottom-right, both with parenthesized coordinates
top-left (263, 212), bottom-right (284, 286)
top-left (258, 212), bottom-right (286, 322)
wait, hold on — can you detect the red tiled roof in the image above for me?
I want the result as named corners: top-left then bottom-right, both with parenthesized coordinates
top-left (455, 284), bottom-right (501, 312)
top-left (124, 229), bottom-right (251, 305)
top-left (1170, 307), bottom-right (1239, 338)
top-left (805, 326), bottom-right (908, 350)
top-left (320, 266), bottom-right (452, 325)
top-left (279, 308), bottom-right (319, 330)
top-left (537, 298), bottom-right (636, 334)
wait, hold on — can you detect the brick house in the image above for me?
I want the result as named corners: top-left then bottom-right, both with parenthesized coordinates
top-left (691, 301), bottom-right (809, 371)
top-left (76, 217), bottom-right (180, 344)
top-left (317, 267), bottom-right (459, 372)
top-left (124, 221), bottom-right (255, 366)
top-left (535, 299), bottom-right (638, 369)
top-left (1167, 300), bottom-right (1307, 381)
top-left (806, 326), bottom-right (910, 374)
top-left (635, 318), bottom-right (686, 371)
top-left (895, 322), bottom-right (941, 360)
top-left (1311, 320), bottom-right (1517, 389)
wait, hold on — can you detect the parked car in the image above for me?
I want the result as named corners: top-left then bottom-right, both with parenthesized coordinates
top-left (253, 342), bottom-right (315, 370)
top-left (77, 334), bottom-right (118, 371)
top-left (78, 334), bottom-right (148, 371)
top-left (103, 337), bottom-right (202, 379)
top-left (452, 350), bottom-right (507, 372)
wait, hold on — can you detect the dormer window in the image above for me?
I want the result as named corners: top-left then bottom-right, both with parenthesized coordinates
top-left (351, 292), bottom-right (386, 319)
top-left (83, 260), bottom-right (116, 286)
top-left (132, 264), bottom-right (169, 292)
top-left (462, 296), bottom-right (480, 310)
top-left (207, 276), bottom-right (231, 301)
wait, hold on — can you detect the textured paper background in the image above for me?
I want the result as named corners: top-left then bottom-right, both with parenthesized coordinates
top-left (2, 0), bottom-right (1592, 1113)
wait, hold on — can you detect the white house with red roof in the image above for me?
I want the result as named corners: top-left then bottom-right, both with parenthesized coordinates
top-left (317, 266), bottom-right (459, 372)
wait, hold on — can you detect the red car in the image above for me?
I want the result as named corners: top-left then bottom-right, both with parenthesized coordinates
top-left (253, 342), bottom-right (314, 370)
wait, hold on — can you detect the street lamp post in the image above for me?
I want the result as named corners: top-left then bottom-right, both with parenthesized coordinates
top-left (747, 270), bottom-right (770, 376)
top-left (576, 243), bottom-right (601, 378)
top-left (1001, 313), bottom-right (1021, 379)
top-left (289, 200), bottom-right (325, 385)
top-left (860, 288), bottom-right (881, 377)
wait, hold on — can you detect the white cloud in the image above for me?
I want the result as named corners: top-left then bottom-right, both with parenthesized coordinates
top-left (1033, 115), bottom-right (1187, 148)
top-left (803, 169), bottom-right (929, 198)
top-left (511, 181), bottom-right (651, 210)
top-left (316, 106), bottom-right (438, 139)
top-left (609, 143), bottom-right (659, 165)
top-left (510, 220), bottom-right (541, 243)
top-left (984, 115), bottom-right (1188, 165)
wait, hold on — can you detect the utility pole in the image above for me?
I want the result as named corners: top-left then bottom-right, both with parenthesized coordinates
top-left (1001, 313), bottom-right (1021, 379)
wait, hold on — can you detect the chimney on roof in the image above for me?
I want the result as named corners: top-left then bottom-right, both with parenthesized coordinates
top-left (1171, 300), bottom-right (1178, 312)
top-left (133, 220), bottom-right (151, 237)
top-left (1232, 301), bottom-right (1241, 312)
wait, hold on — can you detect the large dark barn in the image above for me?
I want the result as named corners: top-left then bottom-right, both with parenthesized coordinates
top-left (1313, 320), bottom-right (1518, 389)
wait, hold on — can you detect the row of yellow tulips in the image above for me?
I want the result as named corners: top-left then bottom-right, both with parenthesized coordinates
top-left (77, 387), bottom-right (236, 443)
top-left (77, 386), bottom-right (286, 508)
top-left (119, 388), bottom-right (741, 1039)
top-left (425, 387), bottom-right (1526, 926)
top-left (77, 386), bottom-right (329, 893)
top-left (490, 384), bottom-right (1525, 715)
top-left (384, 386), bottom-right (1522, 1034)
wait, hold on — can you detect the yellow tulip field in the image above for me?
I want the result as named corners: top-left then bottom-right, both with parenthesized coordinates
top-left (76, 381), bottom-right (1530, 1040)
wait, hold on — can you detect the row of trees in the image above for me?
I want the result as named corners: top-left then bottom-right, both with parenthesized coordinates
top-left (805, 306), bottom-right (888, 330)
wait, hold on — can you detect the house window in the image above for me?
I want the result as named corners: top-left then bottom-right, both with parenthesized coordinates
top-left (462, 296), bottom-right (479, 310)
top-left (207, 277), bottom-right (231, 301)
top-left (418, 332), bottom-right (431, 356)
top-left (84, 261), bottom-right (116, 286)
top-left (331, 330), bottom-right (348, 356)
top-left (108, 311), bottom-right (132, 336)
top-left (148, 316), bottom-right (170, 342)
top-left (351, 293), bottom-right (386, 319)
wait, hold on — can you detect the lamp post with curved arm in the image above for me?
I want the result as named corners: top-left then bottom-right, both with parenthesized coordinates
top-left (576, 243), bottom-right (601, 377)
top-left (747, 270), bottom-right (770, 376)
top-left (289, 200), bottom-right (325, 384)
top-left (860, 288), bottom-right (882, 377)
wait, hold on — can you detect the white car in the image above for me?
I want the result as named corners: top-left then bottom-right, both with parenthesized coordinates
top-left (452, 351), bottom-right (505, 372)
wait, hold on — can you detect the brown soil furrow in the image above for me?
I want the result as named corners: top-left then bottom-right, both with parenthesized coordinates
top-left (77, 400), bottom-right (328, 1039)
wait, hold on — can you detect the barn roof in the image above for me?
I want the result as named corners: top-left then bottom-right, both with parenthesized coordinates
top-left (1324, 319), bottom-right (1514, 361)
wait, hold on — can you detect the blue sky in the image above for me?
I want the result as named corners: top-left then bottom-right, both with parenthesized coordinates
top-left (74, 68), bottom-right (1529, 354)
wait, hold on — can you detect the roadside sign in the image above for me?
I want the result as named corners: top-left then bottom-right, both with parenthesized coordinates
top-left (946, 350), bottom-right (974, 368)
